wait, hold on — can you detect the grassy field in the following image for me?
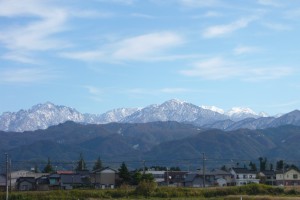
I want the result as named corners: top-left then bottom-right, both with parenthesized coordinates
top-left (1, 184), bottom-right (300, 200)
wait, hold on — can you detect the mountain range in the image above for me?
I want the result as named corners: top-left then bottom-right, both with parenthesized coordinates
top-left (1, 99), bottom-right (292, 132)
top-left (1, 121), bottom-right (300, 170)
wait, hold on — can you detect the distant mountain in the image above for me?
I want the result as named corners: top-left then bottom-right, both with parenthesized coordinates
top-left (208, 110), bottom-right (300, 131)
top-left (1, 99), bottom-right (299, 132)
top-left (2, 121), bottom-right (300, 169)
top-left (122, 99), bottom-right (227, 125)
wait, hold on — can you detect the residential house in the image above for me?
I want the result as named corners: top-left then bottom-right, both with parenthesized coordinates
top-left (60, 174), bottom-right (88, 189)
top-left (10, 170), bottom-right (48, 190)
top-left (258, 170), bottom-right (276, 185)
top-left (230, 168), bottom-right (259, 186)
top-left (276, 168), bottom-right (300, 186)
top-left (16, 177), bottom-right (36, 191)
top-left (145, 170), bottom-right (165, 185)
top-left (91, 167), bottom-right (117, 189)
top-left (184, 169), bottom-right (231, 187)
top-left (36, 176), bottom-right (50, 191)
top-left (164, 171), bottom-right (188, 187)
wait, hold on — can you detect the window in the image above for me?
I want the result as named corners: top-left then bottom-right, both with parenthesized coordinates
top-left (293, 174), bottom-right (298, 179)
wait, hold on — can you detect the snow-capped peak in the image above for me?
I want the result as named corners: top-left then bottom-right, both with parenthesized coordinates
top-left (201, 105), bottom-right (225, 114)
top-left (226, 107), bottom-right (257, 117)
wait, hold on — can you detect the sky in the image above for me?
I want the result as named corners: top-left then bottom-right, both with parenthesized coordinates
top-left (1, 0), bottom-right (300, 116)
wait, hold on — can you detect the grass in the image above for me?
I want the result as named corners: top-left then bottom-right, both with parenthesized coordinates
top-left (0, 184), bottom-right (300, 200)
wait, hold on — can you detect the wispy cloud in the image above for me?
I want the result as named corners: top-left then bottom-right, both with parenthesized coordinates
top-left (83, 85), bottom-right (103, 102)
top-left (233, 45), bottom-right (262, 55)
top-left (0, 67), bottom-right (56, 84)
top-left (257, 0), bottom-right (282, 7)
top-left (60, 32), bottom-right (186, 62)
top-left (202, 17), bottom-right (257, 38)
top-left (180, 57), bottom-right (294, 81)
top-left (0, 0), bottom-right (69, 51)
top-left (95, 0), bottom-right (135, 5)
top-left (179, 0), bottom-right (220, 7)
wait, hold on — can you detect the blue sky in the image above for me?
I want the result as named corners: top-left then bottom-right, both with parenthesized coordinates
top-left (1, 0), bottom-right (300, 115)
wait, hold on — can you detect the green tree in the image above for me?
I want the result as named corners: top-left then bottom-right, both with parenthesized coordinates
top-left (76, 153), bottom-right (87, 171)
top-left (118, 162), bottom-right (131, 184)
top-left (43, 157), bottom-right (54, 173)
top-left (259, 157), bottom-right (267, 171)
top-left (170, 166), bottom-right (181, 171)
top-left (249, 161), bottom-right (257, 171)
top-left (276, 160), bottom-right (284, 170)
top-left (93, 156), bottom-right (103, 171)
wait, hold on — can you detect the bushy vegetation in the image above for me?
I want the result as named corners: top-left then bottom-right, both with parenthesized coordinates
top-left (0, 184), bottom-right (297, 200)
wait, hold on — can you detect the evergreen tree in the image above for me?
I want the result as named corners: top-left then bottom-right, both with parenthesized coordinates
top-left (249, 161), bottom-right (257, 171)
top-left (118, 162), bottom-right (131, 184)
top-left (259, 157), bottom-right (267, 171)
top-left (276, 160), bottom-right (284, 170)
top-left (93, 156), bottom-right (103, 171)
top-left (43, 157), bottom-right (54, 173)
top-left (76, 153), bottom-right (87, 171)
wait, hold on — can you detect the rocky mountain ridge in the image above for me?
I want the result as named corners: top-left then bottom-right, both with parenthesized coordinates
top-left (0, 99), bottom-right (298, 132)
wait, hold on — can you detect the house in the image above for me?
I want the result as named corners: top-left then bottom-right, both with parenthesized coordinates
top-left (230, 168), bottom-right (259, 186)
top-left (91, 167), bottom-right (117, 189)
top-left (36, 176), bottom-right (50, 191)
top-left (48, 173), bottom-right (61, 190)
top-left (145, 170), bottom-right (165, 185)
top-left (10, 170), bottom-right (48, 190)
top-left (16, 177), bottom-right (36, 191)
top-left (258, 170), bottom-right (276, 185)
top-left (60, 173), bottom-right (91, 190)
top-left (164, 171), bottom-right (188, 187)
top-left (276, 168), bottom-right (300, 186)
top-left (184, 169), bottom-right (231, 187)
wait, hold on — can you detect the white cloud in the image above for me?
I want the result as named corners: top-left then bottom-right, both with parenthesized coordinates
top-left (84, 85), bottom-right (103, 102)
top-left (180, 57), bottom-right (294, 81)
top-left (233, 45), bottom-right (261, 55)
top-left (112, 32), bottom-right (183, 60)
top-left (180, 57), bottom-right (241, 80)
top-left (179, 0), bottom-right (220, 7)
top-left (0, 67), bottom-right (56, 84)
top-left (95, 0), bottom-right (135, 5)
top-left (60, 32), bottom-right (185, 62)
top-left (0, 0), bottom-right (69, 51)
top-left (203, 11), bottom-right (222, 18)
top-left (202, 17), bottom-right (257, 38)
top-left (257, 0), bottom-right (281, 7)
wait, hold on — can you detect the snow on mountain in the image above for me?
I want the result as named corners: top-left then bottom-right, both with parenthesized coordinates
top-left (201, 105), bottom-right (225, 114)
top-left (123, 99), bottom-right (227, 125)
top-left (95, 108), bottom-right (140, 123)
top-left (0, 99), bottom-right (276, 132)
top-left (225, 107), bottom-right (260, 121)
top-left (0, 102), bottom-right (86, 132)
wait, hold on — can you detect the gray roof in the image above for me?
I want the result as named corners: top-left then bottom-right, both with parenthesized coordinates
top-left (232, 168), bottom-right (257, 174)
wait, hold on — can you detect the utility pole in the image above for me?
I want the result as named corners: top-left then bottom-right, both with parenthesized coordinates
top-left (5, 153), bottom-right (8, 200)
top-left (202, 153), bottom-right (205, 188)
top-left (143, 160), bottom-right (146, 174)
top-left (282, 160), bottom-right (285, 187)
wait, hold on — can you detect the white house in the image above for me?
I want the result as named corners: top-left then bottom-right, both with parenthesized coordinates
top-left (230, 168), bottom-right (259, 186)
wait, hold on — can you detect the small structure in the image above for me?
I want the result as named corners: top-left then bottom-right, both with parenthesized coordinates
top-left (91, 167), bottom-right (117, 189)
top-left (164, 171), bottom-right (188, 187)
top-left (276, 168), bottom-right (300, 186)
top-left (184, 169), bottom-right (231, 187)
top-left (258, 170), bottom-right (276, 185)
top-left (36, 176), bottom-right (50, 191)
top-left (230, 168), bottom-right (259, 186)
top-left (16, 177), bottom-right (36, 191)
top-left (145, 170), bottom-right (165, 185)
